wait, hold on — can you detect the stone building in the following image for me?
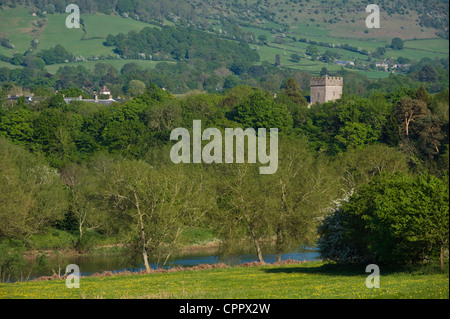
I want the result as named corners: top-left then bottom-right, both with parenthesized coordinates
top-left (309, 76), bottom-right (343, 105)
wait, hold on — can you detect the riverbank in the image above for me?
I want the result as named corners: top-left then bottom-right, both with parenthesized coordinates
top-left (1, 261), bottom-right (448, 299)
top-left (23, 239), bottom-right (223, 259)
top-left (19, 226), bottom-right (221, 259)
top-left (18, 240), bottom-right (320, 282)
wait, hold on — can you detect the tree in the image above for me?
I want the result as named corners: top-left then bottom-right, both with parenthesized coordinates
top-left (390, 37), bottom-right (404, 50)
top-left (38, 44), bottom-right (74, 65)
top-left (11, 53), bottom-right (24, 66)
top-left (60, 163), bottom-right (104, 252)
top-left (414, 86), bottom-right (431, 105)
top-left (0, 137), bottom-right (68, 241)
top-left (305, 45), bottom-right (319, 57)
top-left (373, 47), bottom-right (386, 58)
top-left (395, 97), bottom-right (429, 137)
top-left (335, 122), bottom-right (378, 151)
top-left (416, 115), bottom-right (445, 158)
top-left (49, 94), bottom-right (66, 108)
top-left (223, 75), bottom-right (239, 90)
top-left (290, 53), bottom-right (300, 63)
top-left (320, 173), bottom-right (449, 269)
top-left (418, 65), bottom-right (437, 83)
top-left (121, 63), bottom-right (141, 75)
top-left (214, 163), bottom-right (271, 263)
top-left (274, 54), bottom-right (281, 66)
top-left (97, 158), bottom-right (210, 271)
top-left (127, 80), bottom-right (146, 97)
top-left (233, 89), bottom-right (293, 134)
top-left (267, 139), bottom-right (340, 262)
top-left (336, 144), bottom-right (410, 191)
top-left (0, 107), bottom-right (35, 145)
top-left (258, 35), bottom-right (268, 44)
top-left (381, 113), bottom-right (400, 147)
top-left (280, 77), bottom-right (308, 107)
top-left (321, 50), bottom-right (338, 64)
top-left (319, 67), bottom-right (329, 76)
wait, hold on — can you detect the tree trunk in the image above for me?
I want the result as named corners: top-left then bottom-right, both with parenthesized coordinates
top-left (276, 226), bottom-right (282, 263)
top-left (276, 179), bottom-right (287, 263)
top-left (78, 213), bottom-right (84, 243)
top-left (250, 225), bottom-right (264, 263)
top-left (142, 249), bottom-right (151, 273)
top-left (134, 192), bottom-right (151, 273)
top-left (440, 245), bottom-right (444, 272)
top-left (255, 240), bottom-right (264, 263)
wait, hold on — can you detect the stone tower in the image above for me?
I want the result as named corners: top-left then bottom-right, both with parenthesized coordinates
top-left (310, 76), bottom-right (343, 105)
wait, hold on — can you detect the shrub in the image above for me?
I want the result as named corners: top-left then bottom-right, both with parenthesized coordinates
top-left (318, 173), bottom-right (449, 268)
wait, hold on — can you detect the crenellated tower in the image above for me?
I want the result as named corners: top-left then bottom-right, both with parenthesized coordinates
top-left (310, 76), bottom-right (343, 105)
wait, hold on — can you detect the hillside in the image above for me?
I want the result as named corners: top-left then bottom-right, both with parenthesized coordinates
top-left (0, 1), bottom-right (448, 84)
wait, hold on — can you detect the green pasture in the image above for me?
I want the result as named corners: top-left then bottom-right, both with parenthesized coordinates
top-left (0, 7), bottom-right (38, 56)
top-left (0, 261), bottom-right (447, 299)
top-left (38, 13), bottom-right (157, 58)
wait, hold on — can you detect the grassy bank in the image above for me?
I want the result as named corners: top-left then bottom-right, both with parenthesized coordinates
top-left (0, 261), bottom-right (448, 299)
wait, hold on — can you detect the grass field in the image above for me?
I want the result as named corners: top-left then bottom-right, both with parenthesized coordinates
top-left (0, 6), bottom-right (448, 80)
top-left (0, 7), bottom-right (38, 57)
top-left (0, 261), bottom-right (448, 299)
top-left (0, 7), bottom-right (158, 59)
top-left (37, 13), bottom-right (157, 58)
top-left (403, 39), bottom-right (449, 54)
top-left (0, 60), bottom-right (21, 69)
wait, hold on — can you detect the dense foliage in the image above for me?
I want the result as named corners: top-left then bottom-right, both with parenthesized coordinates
top-left (0, 81), bottom-right (448, 273)
top-left (318, 173), bottom-right (449, 269)
top-left (104, 26), bottom-right (260, 70)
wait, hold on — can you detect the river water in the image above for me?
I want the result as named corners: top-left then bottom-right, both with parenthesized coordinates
top-left (22, 246), bottom-right (321, 281)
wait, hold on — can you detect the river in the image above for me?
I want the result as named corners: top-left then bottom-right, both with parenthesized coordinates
top-left (20, 246), bottom-right (321, 281)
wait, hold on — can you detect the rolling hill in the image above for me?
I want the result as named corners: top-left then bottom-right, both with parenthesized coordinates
top-left (0, 1), bottom-right (448, 83)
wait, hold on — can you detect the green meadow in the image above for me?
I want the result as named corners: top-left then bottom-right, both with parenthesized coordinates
top-left (403, 38), bottom-right (449, 54)
top-left (0, 6), bottom-right (447, 78)
top-left (0, 261), bottom-right (447, 299)
top-left (0, 7), bottom-right (38, 56)
top-left (0, 5), bottom-right (446, 86)
top-left (0, 7), bottom-right (158, 59)
top-left (37, 13), bottom-right (158, 58)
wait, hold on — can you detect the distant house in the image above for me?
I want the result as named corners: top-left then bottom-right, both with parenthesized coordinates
top-left (99, 86), bottom-right (111, 96)
top-left (375, 62), bottom-right (389, 71)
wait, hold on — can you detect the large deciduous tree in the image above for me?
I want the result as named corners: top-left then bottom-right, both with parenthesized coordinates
top-left (267, 139), bottom-right (341, 262)
top-left (97, 157), bottom-right (211, 271)
top-left (0, 137), bottom-right (68, 241)
top-left (318, 173), bottom-right (449, 270)
top-left (214, 163), bottom-right (271, 263)
top-left (232, 89), bottom-right (293, 134)
top-left (395, 97), bottom-right (429, 137)
top-left (60, 163), bottom-right (104, 252)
